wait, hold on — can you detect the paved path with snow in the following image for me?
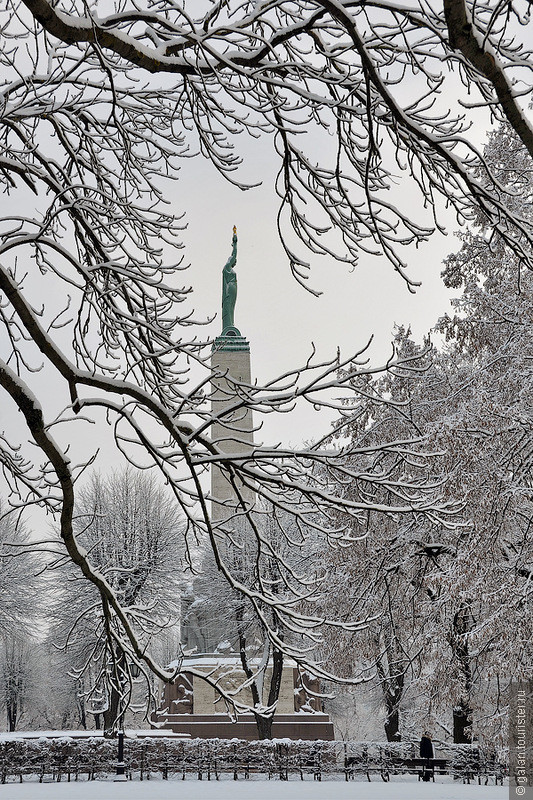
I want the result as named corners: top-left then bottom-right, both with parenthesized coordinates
top-left (0, 778), bottom-right (508, 800)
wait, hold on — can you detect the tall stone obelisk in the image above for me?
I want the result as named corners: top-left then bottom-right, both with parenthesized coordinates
top-left (158, 231), bottom-right (335, 741)
top-left (210, 227), bottom-right (254, 522)
top-left (180, 228), bottom-right (253, 654)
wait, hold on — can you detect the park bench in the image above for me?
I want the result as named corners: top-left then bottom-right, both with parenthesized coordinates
top-left (344, 754), bottom-right (505, 785)
top-left (400, 757), bottom-right (448, 781)
top-left (344, 755), bottom-right (447, 782)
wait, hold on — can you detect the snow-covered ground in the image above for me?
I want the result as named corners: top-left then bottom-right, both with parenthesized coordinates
top-left (0, 777), bottom-right (507, 800)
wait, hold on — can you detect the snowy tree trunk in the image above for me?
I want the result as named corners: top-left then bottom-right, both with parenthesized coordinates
top-left (375, 620), bottom-right (406, 742)
top-left (453, 699), bottom-right (473, 744)
top-left (103, 645), bottom-right (127, 738)
top-left (450, 604), bottom-right (473, 744)
top-left (2, 642), bottom-right (27, 733)
top-left (5, 670), bottom-right (24, 732)
top-left (76, 684), bottom-right (87, 731)
top-left (6, 698), bottom-right (17, 732)
top-left (239, 613), bottom-right (284, 740)
top-left (254, 713), bottom-right (274, 740)
top-left (253, 647), bottom-right (284, 740)
top-left (384, 705), bottom-right (401, 742)
top-left (103, 685), bottom-right (121, 738)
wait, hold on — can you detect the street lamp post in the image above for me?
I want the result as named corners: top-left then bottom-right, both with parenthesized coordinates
top-left (114, 730), bottom-right (127, 782)
top-left (114, 660), bottom-right (141, 782)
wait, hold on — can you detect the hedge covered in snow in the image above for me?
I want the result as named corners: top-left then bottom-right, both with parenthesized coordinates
top-left (0, 736), bottom-right (507, 783)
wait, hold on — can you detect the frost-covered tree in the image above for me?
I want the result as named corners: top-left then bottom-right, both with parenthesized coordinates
top-left (314, 125), bottom-right (533, 745)
top-left (48, 469), bottom-right (186, 735)
top-left (41, 645), bottom-right (89, 731)
top-left (0, 0), bottom-right (488, 729)
top-left (9, 0), bottom-right (533, 284)
top-left (320, 336), bottom-right (454, 741)
top-left (0, 637), bottom-right (29, 732)
top-left (0, 507), bottom-right (36, 640)
top-left (431, 124), bottom-right (533, 743)
top-left (325, 293), bottom-right (533, 742)
top-left (0, 504), bottom-right (41, 731)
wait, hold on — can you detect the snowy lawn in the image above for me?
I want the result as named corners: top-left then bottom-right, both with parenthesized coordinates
top-left (0, 777), bottom-right (507, 800)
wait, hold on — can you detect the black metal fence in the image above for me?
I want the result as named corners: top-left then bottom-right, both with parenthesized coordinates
top-left (0, 737), bottom-right (508, 784)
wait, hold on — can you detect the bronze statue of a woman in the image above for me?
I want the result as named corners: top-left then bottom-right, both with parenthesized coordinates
top-left (221, 226), bottom-right (239, 335)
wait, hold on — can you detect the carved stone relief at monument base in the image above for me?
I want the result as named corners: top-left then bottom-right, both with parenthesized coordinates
top-left (160, 656), bottom-right (322, 717)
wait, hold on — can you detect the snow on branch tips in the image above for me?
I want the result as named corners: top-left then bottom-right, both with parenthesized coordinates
top-left (2, 0), bottom-right (527, 724)
top-left (9, 0), bottom-right (533, 282)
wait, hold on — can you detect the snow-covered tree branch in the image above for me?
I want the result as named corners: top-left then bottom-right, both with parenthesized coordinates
top-left (3, 0), bottom-right (517, 727)
top-left (6, 0), bottom-right (533, 287)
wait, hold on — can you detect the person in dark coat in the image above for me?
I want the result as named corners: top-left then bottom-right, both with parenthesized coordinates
top-left (420, 731), bottom-right (435, 781)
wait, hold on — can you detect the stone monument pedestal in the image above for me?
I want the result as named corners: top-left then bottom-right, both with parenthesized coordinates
top-left (154, 655), bottom-right (334, 741)
top-left (152, 712), bottom-right (335, 741)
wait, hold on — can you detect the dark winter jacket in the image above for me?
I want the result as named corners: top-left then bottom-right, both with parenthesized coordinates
top-left (419, 736), bottom-right (434, 759)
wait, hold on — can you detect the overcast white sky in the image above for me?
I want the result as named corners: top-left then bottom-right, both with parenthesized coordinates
top-left (0, 132), bottom-right (461, 488)
top-left (0, 143), bottom-right (460, 538)
top-left (176, 144), bottom-right (458, 447)
top-left (0, 58), bottom-right (477, 532)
